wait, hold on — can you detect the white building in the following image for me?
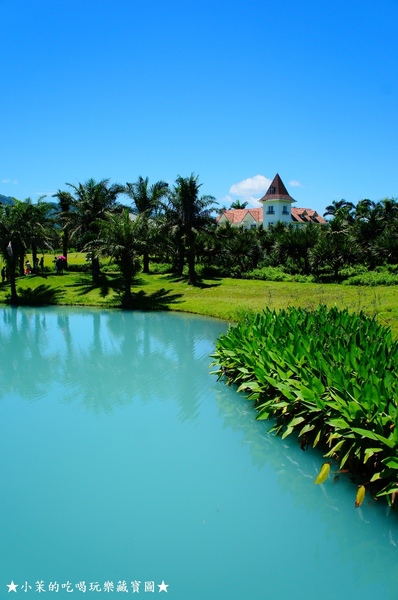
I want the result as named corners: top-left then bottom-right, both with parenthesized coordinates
top-left (217, 173), bottom-right (326, 229)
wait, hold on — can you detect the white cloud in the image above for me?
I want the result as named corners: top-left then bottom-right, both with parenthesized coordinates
top-left (2, 178), bottom-right (18, 185)
top-left (289, 180), bottom-right (302, 187)
top-left (230, 174), bottom-right (271, 196)
top-left (229, 174), bottom-right (271, 206)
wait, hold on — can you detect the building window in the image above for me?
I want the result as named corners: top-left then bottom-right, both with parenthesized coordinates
top-left (282, 205), bottom-right (289, 215)
top-left (268, 222), bottom-right (274, 228)
top-left (269, 186), bottom-right (275, 194)
top-left (266, 206), bottom-right (274, 214)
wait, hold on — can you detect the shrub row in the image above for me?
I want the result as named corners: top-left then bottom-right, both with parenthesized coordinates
top-left (211, 306), bottom-right (398, 503)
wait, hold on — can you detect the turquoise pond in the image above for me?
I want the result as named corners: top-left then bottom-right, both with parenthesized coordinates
top-left (0, 306), bottom-right (397, 599)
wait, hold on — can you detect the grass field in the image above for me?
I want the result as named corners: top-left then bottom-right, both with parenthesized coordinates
top-left (1, 252), bottom-right (397, 335)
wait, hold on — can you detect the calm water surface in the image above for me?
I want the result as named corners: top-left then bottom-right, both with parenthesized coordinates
top-left (0, 306), bottom-right (397, 599)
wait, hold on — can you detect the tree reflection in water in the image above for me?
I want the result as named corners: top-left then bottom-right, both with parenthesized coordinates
top-left (1, 306), bottom-right (398, 597)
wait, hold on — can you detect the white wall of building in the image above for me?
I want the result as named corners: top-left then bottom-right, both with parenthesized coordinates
top-left (262, 201), bottom-right (292, 228)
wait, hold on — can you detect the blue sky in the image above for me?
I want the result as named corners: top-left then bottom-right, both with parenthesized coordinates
top-left (1, 0), bottom-right (397, 215)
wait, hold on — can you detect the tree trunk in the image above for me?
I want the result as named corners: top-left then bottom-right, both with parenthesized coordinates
top-left (187, 245), bottom-right (196, 285)
top-left (8, 260), bottom-right (18, 304)
top-left (124, 276), bottom-right (132, 299)
top-left (187, 231), bottom-right (196, 284)
top-left (32, 244), bottom-right (38, 274)
top-left (122, 270), bottom-right (133, 307)
top-left (91, 256), bottom-right (100, 284)
top-left (62, 230), bottom-right (69, 267)
top-left (142, 249), bottom-right (149, 274)
top-left (19, 254), bottom-right (25, 277)
top-left (176, 236), bottom-right (185, 277)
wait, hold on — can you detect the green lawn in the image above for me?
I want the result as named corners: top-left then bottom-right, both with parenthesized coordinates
top-left (1, 253), bottom-right (397, 335)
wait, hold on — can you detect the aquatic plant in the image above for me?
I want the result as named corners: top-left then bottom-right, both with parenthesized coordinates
top-left (211, 306), bottom-right (398, 504)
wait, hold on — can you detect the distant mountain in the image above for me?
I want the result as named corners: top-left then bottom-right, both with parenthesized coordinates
top-left (0, 194), bottom-right (15, 205)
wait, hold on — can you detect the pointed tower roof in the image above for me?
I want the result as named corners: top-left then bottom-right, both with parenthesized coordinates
top-left (259, 173), bottom-right (296, 203)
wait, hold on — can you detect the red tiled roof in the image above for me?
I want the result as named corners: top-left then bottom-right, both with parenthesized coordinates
top-left (291, 208), bottom-right (326, 224)
top-left (217, 206), bottom-right (326, 225)
top-left (217, 208), bottom-right (262, 224)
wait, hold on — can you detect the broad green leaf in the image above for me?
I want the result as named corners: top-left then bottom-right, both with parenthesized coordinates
top-left (327, 418), bottom-right (349, 429)
top-left (339, 443), bottom-right (355, 469)
top-left (326, 439), bottom-right (345, 455)
top-left (237, 381), bottom-right (260, 393)
top-left (351, 427), bottom-right (395, 449)
top-left (363, 448), bottom-right (382, 464)
top-left (313, 429), bottom-right (322, 447)
top-left (299, 423), bottom-right (315, 436)
top-left (282, 426), bottom-right (294, 439)
top-left (288, 416), bottom-right (305, 428)
top-left (381, 457), bottom-right (398, 469)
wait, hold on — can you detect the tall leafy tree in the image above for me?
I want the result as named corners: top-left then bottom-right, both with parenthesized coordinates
top-left (323, 199), bottom-right (355, 229)
top-left (92, 208), bottom-right (141, 305)
top-left (351, 199), bottom-right (383, 268)
top-left (229, 200), bottom-right (248, 209)
top-left (124, 176), bottom-right (168, 273)
top-left (273, 223), bottom-right (320, 275)
top-left (0, 198), bottom-right (53, 291)
top-left (24, 197), bottom-right (54, 271)
top-left (66, 178), bottom-right (124, 282)
top-left (52, 190), bottom-right (74, 264)
top-left (220, 226), bottom-right (261, 276)
top-left (353, 198), bottom-right (376, 221)
top-left (375, 197), bottom-right (398, 227)
top-left (125, 176), bottom-right (168, 217)
top-left (310, 224), bottom-right (357, 280)
top-left (67, 178), bottom-right (124, 247)
top-left (0, 203), bottom-right (27, 303)
top-left (166, 174), bottom-right (216, 284)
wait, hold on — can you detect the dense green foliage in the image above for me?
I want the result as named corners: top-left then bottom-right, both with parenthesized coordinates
top-left (2, 175), bottom-right (398, 288)
top-left (211, 306), bottom-right (398, 503)
top-left (91, 209), bottom-right (141, 304)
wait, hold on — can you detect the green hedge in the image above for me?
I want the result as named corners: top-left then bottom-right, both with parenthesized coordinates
top-left (211, 306), bottom-right (398, 503)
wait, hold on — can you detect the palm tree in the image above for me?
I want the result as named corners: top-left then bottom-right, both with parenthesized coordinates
top-left (124, 176), bottom-right (168, 273)
top-left (273, 223), bottom-right (320, 275)
top-left (52, 189), bottom-right (73, 265)
top-left (24, 197), bottom-right (54, 271)
top-left (0, 198), bottom-right (54, 299)
top-left (67, 178), bottom-right (124, 246)
top-left (310, 226), bottom-right (357, 280)
top-left (229, 199), bottom-right (248, 209)
top-left (92, 208), bottom-right (140, 305)
top-left (375, 197), bottom-right (398, 227)
top-left (221, 226), bottom-right (261, 275)
top-left (354, 198), bottom-right (376, 221)
top-left (166, 174), bottom-right (216, 284)
top-left (323, 199), bottom-right (354, 229)
top-left (66, 178), bottom-right (124, 282)
top-left (0, 203), bottom-right (27, 303)
top-left (125, 176), bottom-right (168, 217)
top-left (351, 199), bottom-right (384, 267)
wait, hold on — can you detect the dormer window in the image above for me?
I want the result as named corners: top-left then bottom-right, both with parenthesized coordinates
top-left (269, 186), bottom-right (276, 194)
